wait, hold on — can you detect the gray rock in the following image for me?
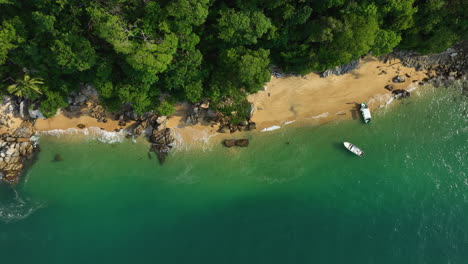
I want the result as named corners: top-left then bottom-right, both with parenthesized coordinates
top-left (75, 94), bottom-right (87, 104)
top-left (247, 122), bottom-right (256, 130)
top-left (322, 60), bottom-right (360, 77)
top-left (68, 105), bottom-right (81, 112)
top-left (385, 84), bottom-right (394, 91)
top-left (393, 75), bottom-right (406, 83)
top-left (19, 100), bottom-right (29, 120)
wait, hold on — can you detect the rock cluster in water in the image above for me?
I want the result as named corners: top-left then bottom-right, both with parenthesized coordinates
top-left (0, 121), bottom-right (37, 184)
top-left (128, 114), bottom-right (175, 164)
top-left (223, 139), bottom-right (249, 147)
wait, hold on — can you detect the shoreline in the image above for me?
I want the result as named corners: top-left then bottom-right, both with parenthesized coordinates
top-left (33, 56), bottom-right (429, 147)
top-left (2, 52), bottom-right (464, 184)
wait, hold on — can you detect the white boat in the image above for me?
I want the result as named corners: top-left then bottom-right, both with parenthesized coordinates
top-left (360, 103), bottom-right (371, 124)
top-left (343, 142), bottom-right (364, 157)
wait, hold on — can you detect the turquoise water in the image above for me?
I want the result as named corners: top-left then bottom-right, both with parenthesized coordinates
top-left (0, 84), bottom-right (467, 263)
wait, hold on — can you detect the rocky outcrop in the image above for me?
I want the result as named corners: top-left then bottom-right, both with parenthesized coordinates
top-left (392, 41), bottom-right (468, 83)
top-left (322, 60), bottom-right (360, 77)
top-left (150, 128), bottom-right (175, 164)
top-left (125, 113), bottom-right (175, 164)
top-left (0, 121), bottom-right (37, 184)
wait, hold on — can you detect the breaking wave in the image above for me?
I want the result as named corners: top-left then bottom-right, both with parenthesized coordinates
top-left (261, 120), bottom-right (297, 132)
top-left (261, 125), bottom-right (281, 132)
top-left (37, 127), bottom-right (127, 144)
top-left (0, 189), bottom-right (45, 223)
top-left (307, 112), bottom-right (330, 120)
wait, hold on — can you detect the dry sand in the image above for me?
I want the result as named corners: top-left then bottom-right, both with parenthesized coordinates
top-left (32, 56), bottom-right (427, 142)
top-left (34, 110), bottom-right (134, 132)
top-left (248, 56), bottom-right (427, 130)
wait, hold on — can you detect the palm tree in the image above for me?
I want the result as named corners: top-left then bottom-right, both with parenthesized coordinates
top-left (7, 75), bottom-right (44, 99)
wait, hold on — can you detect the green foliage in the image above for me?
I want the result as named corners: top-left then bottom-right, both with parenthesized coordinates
top-left (39, 90), bottom-right (67, 118)
top-left (0, 17), bottom-right (24, 64)
top-left (156, 100), bottom-right (175, 116)
top-left (217, 9), bottom-right (272, 45)
top-left (51, 33), bottom-right (96, 73)
top-left (372, 30), bottom-right (402, 56)
top-left (7, 75), bottom-right (44, 99)
top-left (0, 0), bottom-right (464, 117)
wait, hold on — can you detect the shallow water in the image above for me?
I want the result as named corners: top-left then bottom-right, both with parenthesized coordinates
top-left (0, 84), bottom-right (467, 263)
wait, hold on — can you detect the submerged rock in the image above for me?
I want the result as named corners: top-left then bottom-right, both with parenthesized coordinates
top-left (223, 139), bottom-right (249, 148)
top-left (235, 139), bottom-right (249, 147)
top-left (53, 154), bottom-right (62, 162)
top-left (223, 139), bottom-right (236, 147)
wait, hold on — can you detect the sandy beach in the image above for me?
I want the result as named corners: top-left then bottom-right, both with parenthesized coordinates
top-left (248, 56), bottom-right (427, 130)
top-left (32, 56), bottom-right (427, 141)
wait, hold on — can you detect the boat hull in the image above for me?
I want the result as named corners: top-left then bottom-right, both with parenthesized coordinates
top-left (344, 142), bottom-right (364, 157)
top-left (360, 103), bottom-right (371, 124)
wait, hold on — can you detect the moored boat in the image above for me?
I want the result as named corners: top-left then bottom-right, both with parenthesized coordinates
top-left (343, 142), bottom-right (364, 157)
top-left (360, 102), bottom-right (371, 124)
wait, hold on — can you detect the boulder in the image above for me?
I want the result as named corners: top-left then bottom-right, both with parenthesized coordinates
top-left (392, 75), bottom-right (406, 83)
top-left (238, 120), bottom-right (248, 126)
top-left (19, 142), bottom-right (33, 156)
top-left (218, 126), bottom-right (230, 133)
top-left (129, 121), bottom-right (147, 136)
top-left (392, 89), bottom-right (411, 98)
top-left (77, 124), bottom-right (86, 129)
top-left (230, 126), bottom-right (238, 133)
top-left (223, 139), bottom-right (236, 147)
top-left (235, 139), bottom-right (249, 147)
top-left (19, 100), bottom-right (29, 120)
top-left (247, 122), bottom-right (256, 130)
top-left (384, 84), bottom-right (394, 91)
top-left (149, 128), bottom-right (175, 164)
top-left (28, 108), bottom-right (44, 119)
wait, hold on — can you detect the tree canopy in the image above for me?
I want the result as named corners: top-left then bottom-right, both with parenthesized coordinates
top-left (0, 0), bottom-right (465, 117)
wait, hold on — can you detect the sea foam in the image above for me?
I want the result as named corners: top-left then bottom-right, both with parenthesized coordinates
top-left (38, 127), bottom-right (127, 144)
top-left (261, 125), bottom-right (281, 132)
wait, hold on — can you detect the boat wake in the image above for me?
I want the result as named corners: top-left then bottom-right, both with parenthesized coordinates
top-left (171, 127), bottom-right (219, 152)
